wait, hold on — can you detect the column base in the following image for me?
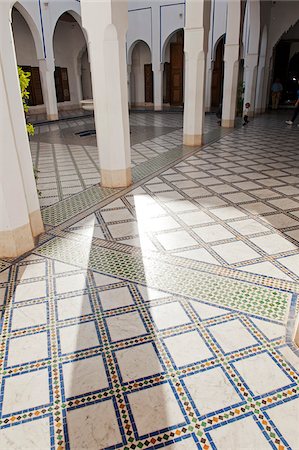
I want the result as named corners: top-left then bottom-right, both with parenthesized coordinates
top-left (222, 119), bottom-right (235, 128)
top-left (154, 104), bottom-right (163, 111)
top-left (0, 223), bottom-right (35, 258)
top-left (101, 167), bottom-right (132, 188)
top-left (47, 113), bottom-right (59, 121)
top-left (183, 134), bottom-right (203, 146)
top-left (29, 209), bottom-right (45, 237)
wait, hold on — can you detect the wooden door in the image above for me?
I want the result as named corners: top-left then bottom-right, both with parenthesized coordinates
top-left (144, 64), bottom-right (153, 103)
top-left (31, 67), bottom-right (43, 105)
top-left (61, 68), bottom-right (70, 102)
top-left (211, 38), bottom-right (224, 108)
top-left (54, 67), bottom-right (70, 102)
top-left (170, 43), bottom-right (183, 105)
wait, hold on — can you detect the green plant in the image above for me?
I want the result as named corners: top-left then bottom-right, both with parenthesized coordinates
top-left (18, 66), bottom-right (41, 195)
top-left (18, 66), bottom-right (34, 136)
top-left (236, 81), bottom-right (245, 116)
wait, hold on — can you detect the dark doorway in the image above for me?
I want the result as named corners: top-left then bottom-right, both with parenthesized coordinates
top-left (211, 36), bottom-right (225, 108)
top-left (169, 31), bottom-right (184, 106)
top-left (144, 64), bottom-right (153, 103)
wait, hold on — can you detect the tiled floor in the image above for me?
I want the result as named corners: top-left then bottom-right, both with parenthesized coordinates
top-left (0, 111), bottom-right (299, 449)
top-left (30, 112), bottom-right (217, 208)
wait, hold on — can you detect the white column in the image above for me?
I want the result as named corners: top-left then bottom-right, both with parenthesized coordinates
top-left (81, 0), bottom-right (131, 188)
top-left (153, 64), bottom-right (163, 111)
top-left (39, 59), bottom-right (59, 121)
top-left (222, 0), bottom-right (241, 128)
top-left (243, 0), bottom-right (260, 116)
top-left (255, 42), bottom-right (267, 114)
top-left (243, 54), bottom-right (259, 116)
top-left (0, 4), bottom-right (43, 257)
top-left (183, 0), bottom-right (211, 146)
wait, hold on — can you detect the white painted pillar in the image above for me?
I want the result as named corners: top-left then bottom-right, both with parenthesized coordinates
top-left (39, 59), bottom-right (59, 121)
top-left (243, 0), bottom-right (260, 116)
top-left (153, 64), bottom-right (164, 111)
top-left (255, 26), bottom-right (268, 114)
top-left (183, 0), bottom-right (211, 146)
top-left (243, 54), bottom-right (259, 116)
top-left (0, 4), bottom-right (44, 257)
top-left (222, 0), bottom-right (241, 128)
top-left (205, 60), bottom-right (213, 112)
top-left (81, 0), bottom-right (131, 188)
top-left (260, 55), bottom-right (272, 113)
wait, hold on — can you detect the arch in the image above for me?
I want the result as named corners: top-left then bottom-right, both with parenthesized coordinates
top-left (130, 40), bottom-right (153, 106)
top-left (161, 28), bottom-right (184, 64)
top-left (212, 33), bottom-right (225, 62)
top-left (11, 2), bottom-right (44, 59)
top-left (127, 39), bottom-right (151, 65)
top-left (53, 11), bottom-right (89, 106)
top-left (211, 34), bottom-right (225, 108)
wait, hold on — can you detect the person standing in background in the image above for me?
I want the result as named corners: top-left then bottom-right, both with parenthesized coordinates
top-left (271, 78), bottom-right (283, 110)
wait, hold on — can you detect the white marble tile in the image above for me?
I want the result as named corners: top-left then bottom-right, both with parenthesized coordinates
top-left (241, 202), bottom-right (275, 215)
top-left (261, 213), bottom-right (299, 230)
top-left (195, 196), bottom-right (228, 208)
top-left (156, 230), bottom-right (198, 250)
top-left (55, 273), bottom-right (87, 294)
top-left (251, 317), bottom-right (285, 340)
top-left (208, 318), bottom-right (258, 353)
top-left (224, 192), bottom-right (255, 203)
top-left (150, 302), bottom-right (191, 330)
top-left (193, 224), bottom-right (235, 243)
top-left (212, 241), bottom-right (260, 264)
top-left (190, 300), bottom-right (228, 320)
top-left (2, 369), bottom-right (50, 415)
top-left (7, 331), bottom-right (48, 367)
top-left (163, 437), bottom-right (199, 450)
top-left (0, 417), bottom-right (51, 449)
top-left (14, 280), bottom-right (46, 303)
top-left (179, 211), bottom-right (214, 226)
top-left (266, 398), bottom-right (299, 450)
top-left (67, 400), bottom-right (122, 448)
top-left (228, 219), bottom-right (269, 236)
top-left (277, 254), bottom-right (299, 276)
top-left (101, 208), bottom-right (133, 222)
top-left (166, 200), bottom-right (197, 213)
top-left (99, 286), bottom-right (134, 311)
top-left (54, 261), bottom-right (78, 274)
top-left (57, 294), bottom-right (92, 320)
top-left (59, 321), bottom-right (100, 354)
top-left (239, 261), bottom-right (292, 281)
top-left (106, 311), bottom-right (147, 342)
top-left (62, 355), bottom-right (109, 398)
top-left (141, 215), bottom-right (180, 232)
top-left (250, 234), bottom-right (297, 255)
top-left (16, 262), bottom-right (46, 280)
top-left (210, 206), bottom-right (247, 220)
top-left (108, 221), bottom-right (140, 238)
top-left (208, 416), bottom-right (271, 449)
top-left (93, 272), bottom-right (120, 287)
top-left (183, 367), bottom-right (242, 416)
top-left (10, 303), bottom-right (47, 331)
top-left (137, 285), bottom-right (169, 301)
top-left (268, 198), bottom-right (299, 210)
top-left (175, 248), bottom-right (220, 265)
top-left (128, 383), bottom-right (185, 436)
top-left (164, 330), bottom-right (213, 366)
top-left (115, 342), bottom-right (163, 382)
top-left (233, 352), bottom-right (291, 396)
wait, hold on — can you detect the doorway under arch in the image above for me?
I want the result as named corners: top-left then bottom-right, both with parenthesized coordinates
top-left (163, 29), bottom-right (184, 106)
top-left (211, 35), bottom-right (225, 108)
top-left (130, 40), bottom-right (153, 107)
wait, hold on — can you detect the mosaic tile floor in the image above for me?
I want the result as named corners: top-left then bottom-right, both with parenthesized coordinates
top-left (1, 111), bottom-right (299, 449)
top-left (29, 112), bottom-right (218, 208)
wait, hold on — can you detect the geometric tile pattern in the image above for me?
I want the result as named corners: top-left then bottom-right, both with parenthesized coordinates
top-left (1, 112), bottom-right (298, 449)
